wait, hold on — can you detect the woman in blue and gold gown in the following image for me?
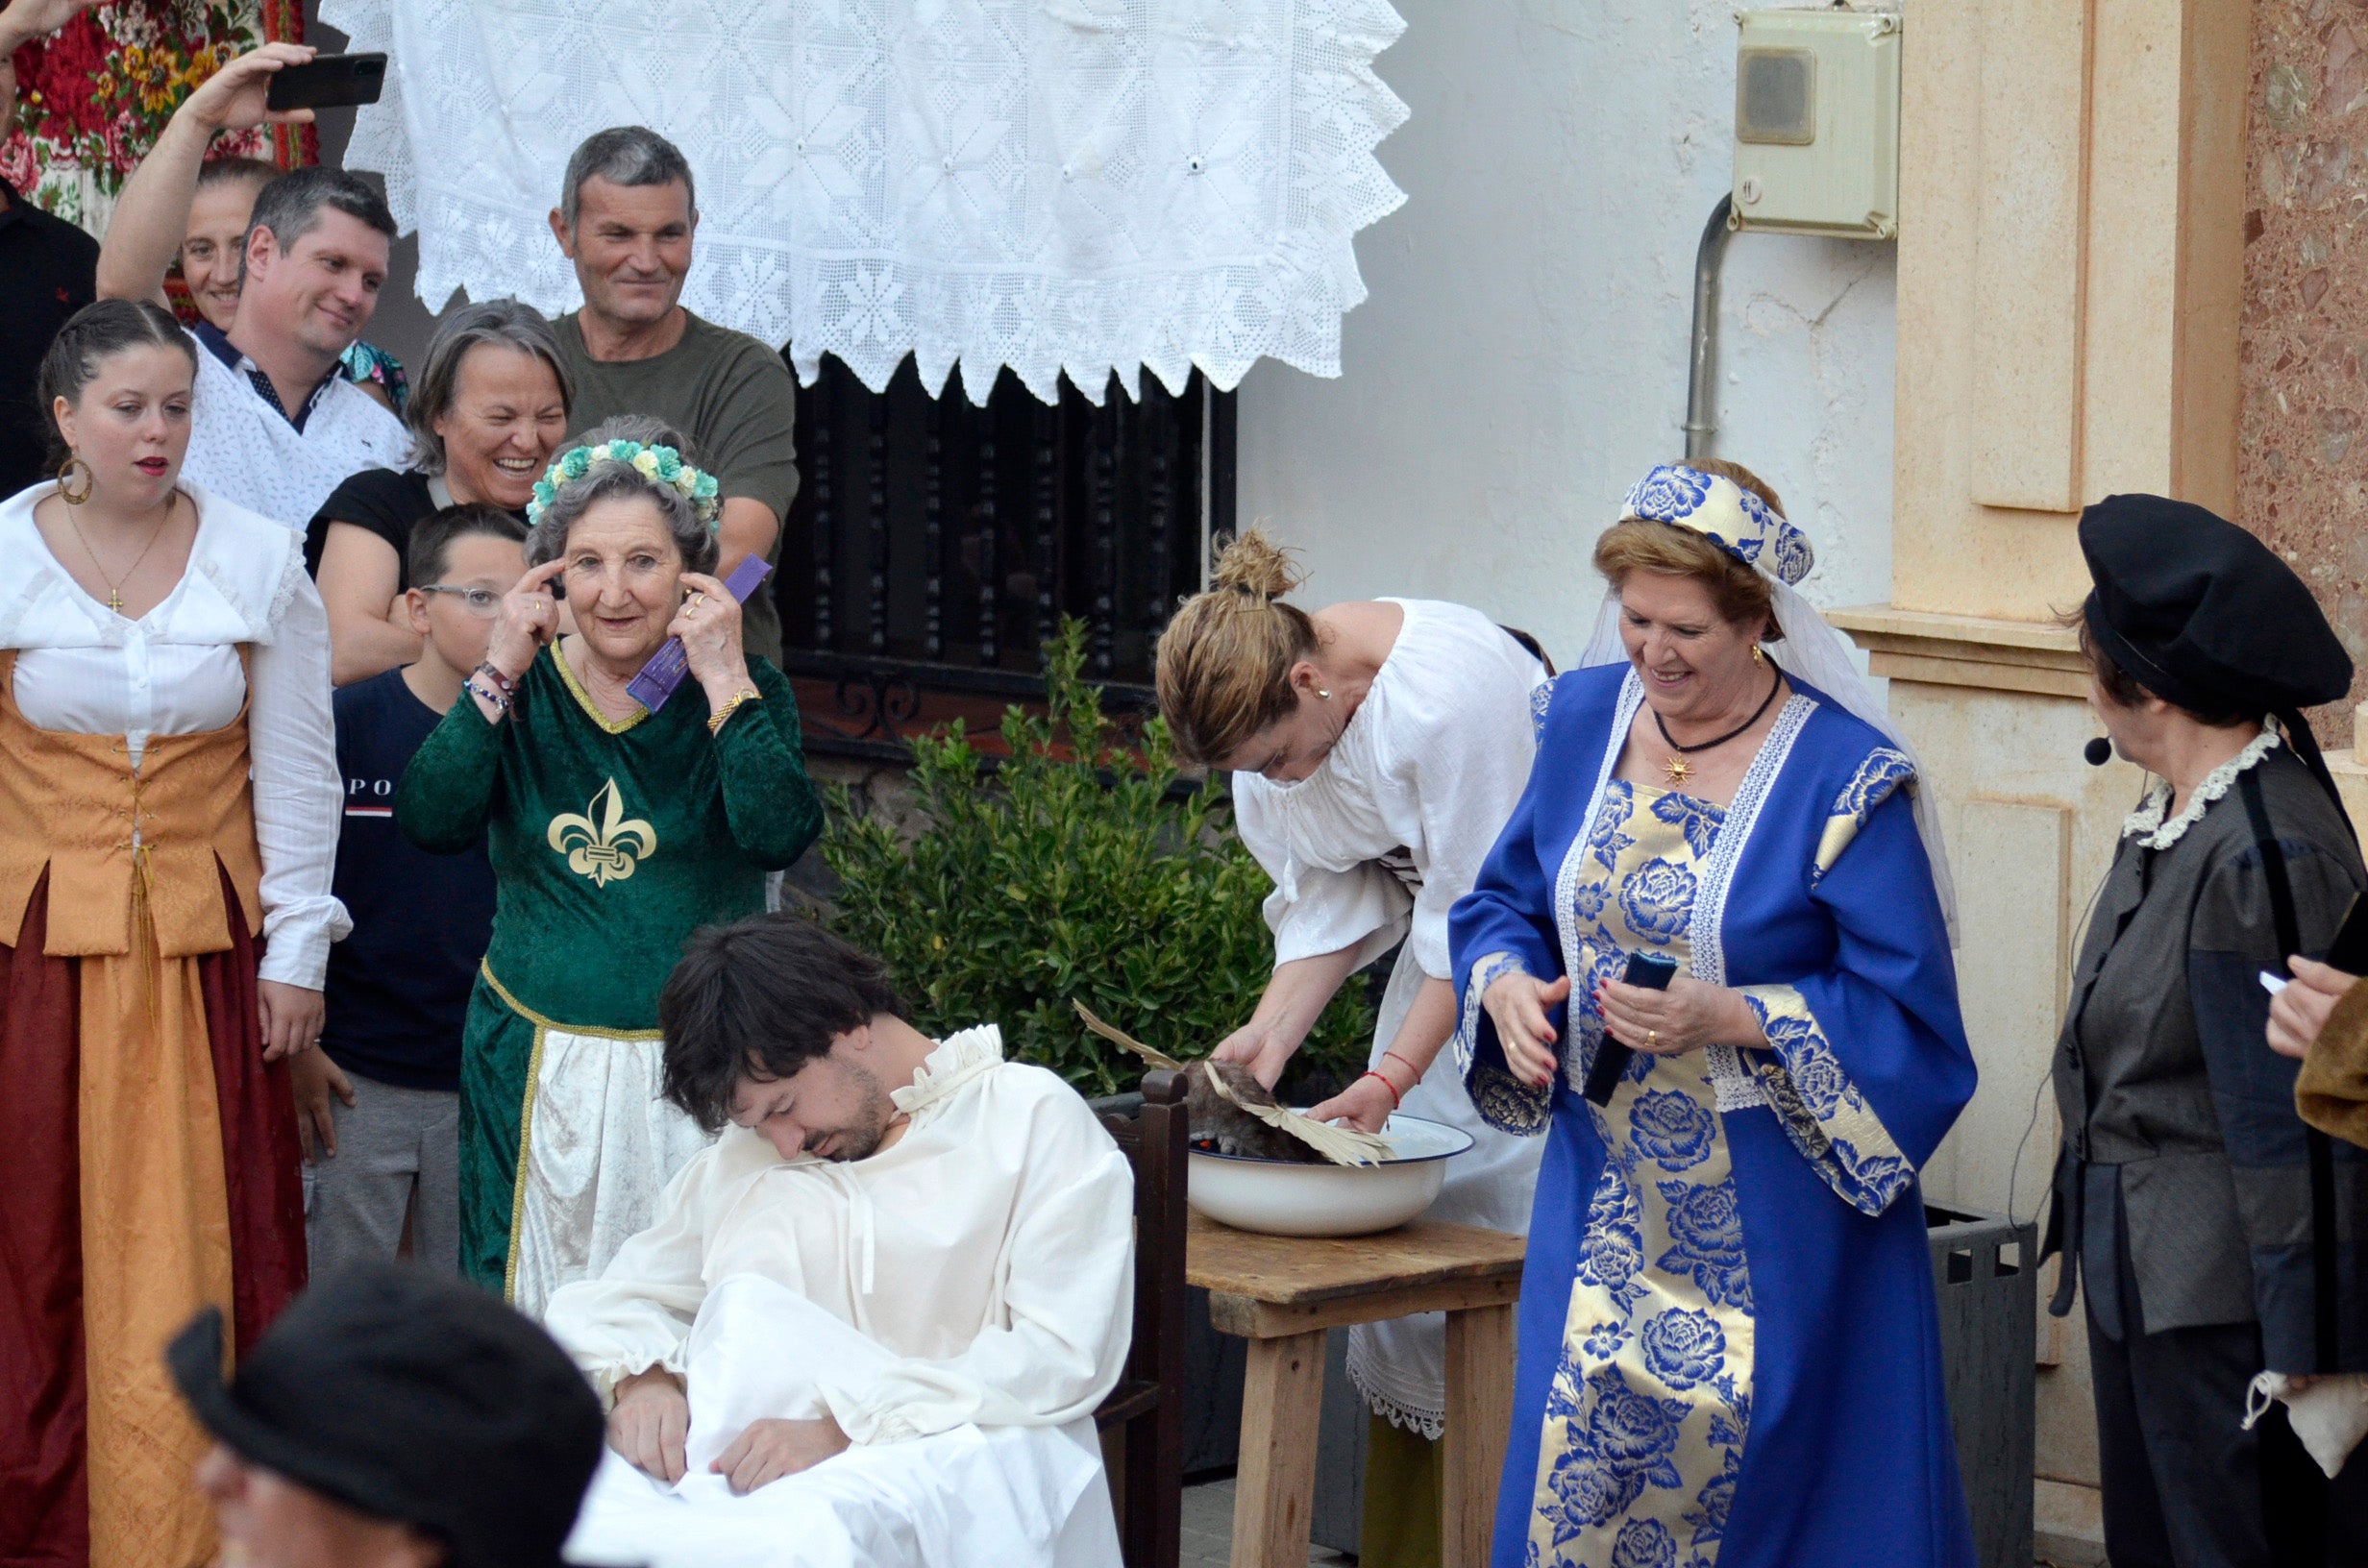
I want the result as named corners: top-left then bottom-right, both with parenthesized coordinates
top-left (1450, 461), bottom-right (1978, 1568)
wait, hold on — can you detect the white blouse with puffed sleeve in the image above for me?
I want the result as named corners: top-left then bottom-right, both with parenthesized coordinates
top-left (0, 481), bottom-right (350, 988)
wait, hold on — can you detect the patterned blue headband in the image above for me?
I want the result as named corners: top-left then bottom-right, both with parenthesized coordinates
top-left (1618, 464), bottom-right (1814, 586)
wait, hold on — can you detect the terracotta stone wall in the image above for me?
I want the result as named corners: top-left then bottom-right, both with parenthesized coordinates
top-left (2241, 0), bottom-right (2368, 746)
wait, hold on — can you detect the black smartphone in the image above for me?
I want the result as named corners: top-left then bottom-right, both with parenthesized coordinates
top-left (1583, 951), bottom-right (1679, 1106)
top-left (265, 54), bottom-right (387, 113)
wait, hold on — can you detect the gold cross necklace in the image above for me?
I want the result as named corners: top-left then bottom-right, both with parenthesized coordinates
top-left (1653, 667), bottom-right (1782, 787)
top-left (66, 491), bottom-right (174, 614)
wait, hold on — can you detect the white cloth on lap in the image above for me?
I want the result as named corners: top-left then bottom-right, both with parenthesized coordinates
top-left (566, 1275), bottom-right (1119, 1568)
top-left (543, 1026), bottom-right (1135, 1443)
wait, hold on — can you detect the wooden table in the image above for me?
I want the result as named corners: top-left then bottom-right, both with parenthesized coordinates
top-left (1187, 1211), bottom-right (1526, 1568)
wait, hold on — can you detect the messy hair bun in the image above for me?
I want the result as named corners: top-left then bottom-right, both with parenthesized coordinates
top-left (1210, 527), bottom-right (1306, 600)
top-left (1155, 527), bottom-right (1320, 764)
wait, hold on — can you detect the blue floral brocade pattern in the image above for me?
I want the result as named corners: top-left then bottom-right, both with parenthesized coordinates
top-left (1532, 674), bottom-right (1560, 742)
top-left (1739, 988), bottom-right (1916, 1216)
top-left (1617, 463), bottom-right (1816, 587)
top-left (1810, 747), bottom-right (1915, 888)
top-left (1527, 783), bottom-right (1755, 1568)
top-left (1457, 950), bottom-right (1553, 1136)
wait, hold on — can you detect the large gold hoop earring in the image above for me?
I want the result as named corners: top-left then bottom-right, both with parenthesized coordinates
top-left (57, 454), bottom-right (93, 506)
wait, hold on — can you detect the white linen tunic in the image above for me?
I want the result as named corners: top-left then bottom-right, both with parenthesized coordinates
top-left (546, 1027), bottom-right (1133, 1568)
top-left (0, 480), bottom-right (349, 987)
top-left (1231, 597), bottom-right (1547, 1436)
top-left (544, 1026), bottom-right (1136, 1439)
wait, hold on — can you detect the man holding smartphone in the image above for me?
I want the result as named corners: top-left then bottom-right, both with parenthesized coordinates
top-left (95, 42), bottom-right (410, 531)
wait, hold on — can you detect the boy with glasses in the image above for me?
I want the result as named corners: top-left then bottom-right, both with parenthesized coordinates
top-left (295, 503), bottom-right (529, 1274)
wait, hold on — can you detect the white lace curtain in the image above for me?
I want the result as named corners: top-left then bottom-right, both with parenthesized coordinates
top-left (323, 0), bottom-right (1409, 404)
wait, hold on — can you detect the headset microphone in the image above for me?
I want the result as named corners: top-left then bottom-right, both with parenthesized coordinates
top-left (2084, 737), bottom-right (2112, 766)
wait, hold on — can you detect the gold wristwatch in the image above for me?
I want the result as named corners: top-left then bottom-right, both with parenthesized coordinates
top-left (707, 687), bottom-right (764, 736)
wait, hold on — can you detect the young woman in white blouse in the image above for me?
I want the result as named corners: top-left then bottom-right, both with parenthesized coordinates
top-left (0, 300), bottom-right (344, 1568)
top-left (1154, 530), bottom-right (1548, 1568)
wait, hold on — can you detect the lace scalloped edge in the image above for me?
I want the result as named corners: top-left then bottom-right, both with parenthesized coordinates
top-left (1346, 1366), bottom-right (1446, 1439)
top-left (2122, 727), bottom-right (2282, 849)
top-left (321, 0), bottom-right (1413, 405)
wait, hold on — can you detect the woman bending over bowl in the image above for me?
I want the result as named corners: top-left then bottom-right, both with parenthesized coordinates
top-left (1155, 529), bottom-right (1548, 1568)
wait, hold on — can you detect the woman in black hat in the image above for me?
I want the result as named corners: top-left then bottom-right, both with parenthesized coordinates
top-left (2045, 494), bottom-right (2367, 1566)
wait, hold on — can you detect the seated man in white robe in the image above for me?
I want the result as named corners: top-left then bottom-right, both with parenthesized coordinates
top-left (543, 917), bottom-right (1134, 1568)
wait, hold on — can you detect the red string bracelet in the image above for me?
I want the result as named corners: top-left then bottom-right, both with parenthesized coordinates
top-left (1358, 1069), bottom-right (1402, 1110)
top-left (1382, 1048), bottom-right (1424, 1084)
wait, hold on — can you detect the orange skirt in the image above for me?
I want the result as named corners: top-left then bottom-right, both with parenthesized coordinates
top-left (0, 869), bottom-right (305, 1568)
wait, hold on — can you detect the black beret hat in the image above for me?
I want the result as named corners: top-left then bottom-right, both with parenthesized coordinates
top-left (168, 1262), bottom-right (604, 1568)
top-left (2078, 494), bottom-right (2353, 715)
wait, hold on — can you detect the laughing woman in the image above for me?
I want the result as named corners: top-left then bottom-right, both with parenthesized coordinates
top-left (395, 416), bottom-right (821, 1313)
top-left (1451, 462), bottom-right (1978, 1568)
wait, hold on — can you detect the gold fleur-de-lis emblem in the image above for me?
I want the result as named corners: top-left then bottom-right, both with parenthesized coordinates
top-left (546, 778), bottom-right (656, 887)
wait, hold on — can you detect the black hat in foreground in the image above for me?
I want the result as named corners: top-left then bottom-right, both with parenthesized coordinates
top-left (168, 1262), bottom-right (604, 1568)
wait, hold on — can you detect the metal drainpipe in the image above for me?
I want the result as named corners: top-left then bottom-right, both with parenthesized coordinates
top-left (1684, 194), bottom-right (1737, 461)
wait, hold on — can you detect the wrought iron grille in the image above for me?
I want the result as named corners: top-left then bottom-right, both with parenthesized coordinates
top-left (772, 355), bottom-right (1236, 761)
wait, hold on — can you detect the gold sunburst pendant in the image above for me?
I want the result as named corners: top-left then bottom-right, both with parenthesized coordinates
top-left (1662, 755), bottom-right (1693, 786)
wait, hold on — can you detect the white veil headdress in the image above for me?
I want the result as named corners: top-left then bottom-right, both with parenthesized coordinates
top-left (1579, 465), bottom-right (1959, 943)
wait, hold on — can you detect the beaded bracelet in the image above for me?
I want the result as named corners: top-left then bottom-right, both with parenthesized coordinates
top-left (463, 676), bottom-right (512, 718)
top-left (1358, 1069), bottom-right (1402, 1110)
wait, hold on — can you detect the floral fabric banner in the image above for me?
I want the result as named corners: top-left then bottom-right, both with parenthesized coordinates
top-left (322, 0), bottom-right (1409, 404)
top-left (2, 0), bottom-right (309, 233)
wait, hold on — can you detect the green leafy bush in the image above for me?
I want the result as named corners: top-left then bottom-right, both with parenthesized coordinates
top-left (820, 622), bottom-right (1375, 1098)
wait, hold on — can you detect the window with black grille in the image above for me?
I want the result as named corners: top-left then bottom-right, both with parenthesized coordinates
top-left (773, 355), bottom-right (1236, 760)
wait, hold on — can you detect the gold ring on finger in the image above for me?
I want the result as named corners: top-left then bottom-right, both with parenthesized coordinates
top-left (1647, 1028), bottom-right (1658, 1046)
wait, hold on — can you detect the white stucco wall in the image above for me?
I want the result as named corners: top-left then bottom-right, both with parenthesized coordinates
top-left (1237, 0), bottom-right (1899, 669)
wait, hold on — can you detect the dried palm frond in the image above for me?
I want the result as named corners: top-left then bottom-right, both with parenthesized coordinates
top-left (1072, 999), bottom-right (1394, 1167)
top-left (1073, 1000), bottom-right (1184, 1070)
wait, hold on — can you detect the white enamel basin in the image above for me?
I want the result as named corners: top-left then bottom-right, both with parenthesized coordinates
top-left (1186, 1113), bottom-right (1474, 1237)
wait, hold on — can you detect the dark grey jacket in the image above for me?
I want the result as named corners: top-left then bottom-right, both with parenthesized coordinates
top-left (2046, 745), bottom-right (2368, 1372)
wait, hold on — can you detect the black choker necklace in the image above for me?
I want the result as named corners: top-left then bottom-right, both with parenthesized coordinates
top-left (1653, 668), bottom-right (1781, 786)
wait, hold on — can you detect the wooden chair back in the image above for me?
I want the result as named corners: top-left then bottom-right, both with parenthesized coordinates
top-left (1093, 1068), bottom-right (1188, 1568)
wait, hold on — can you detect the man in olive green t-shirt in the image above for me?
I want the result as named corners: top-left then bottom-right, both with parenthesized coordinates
top-left (548, 126), bottom-right (799, 665)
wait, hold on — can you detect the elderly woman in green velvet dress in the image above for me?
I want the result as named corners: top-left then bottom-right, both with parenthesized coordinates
top-left (397, 415), bottom-right (821, 1313)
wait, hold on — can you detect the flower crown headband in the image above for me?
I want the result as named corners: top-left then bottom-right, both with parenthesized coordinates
top-left (528, 439), bottom-right (723, 529)
top-left (1619, 463), bottom-right (1814, 586)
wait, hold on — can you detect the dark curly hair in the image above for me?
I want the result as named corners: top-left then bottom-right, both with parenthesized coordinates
top-left (657, 916), bottom-right (907, 1133)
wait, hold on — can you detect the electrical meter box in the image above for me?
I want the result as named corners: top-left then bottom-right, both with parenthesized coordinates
top-left (1731, 7), bottom-right (1901, 240)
